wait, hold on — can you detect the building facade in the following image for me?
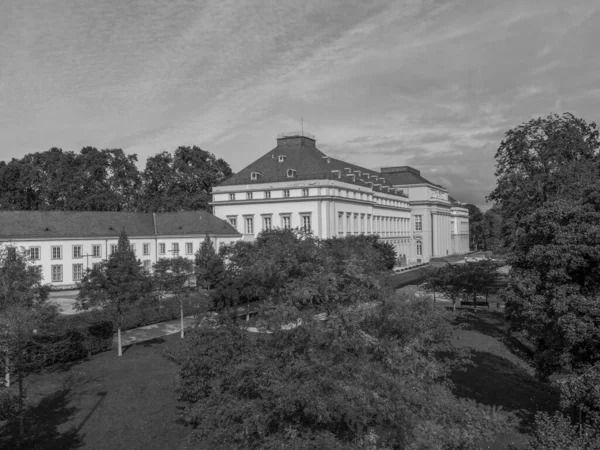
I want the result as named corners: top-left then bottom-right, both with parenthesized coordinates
top-left (211, 133), bottom-right (470, 264)
top-left (0, 211), bottom-right (240, 288)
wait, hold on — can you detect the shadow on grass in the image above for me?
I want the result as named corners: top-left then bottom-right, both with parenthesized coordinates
top-left (454, 311), bottom-right (536, 364)
top-left (451, 350), bottom-right (559, 432)
top-left (0, 388), bottom-right (83, 449)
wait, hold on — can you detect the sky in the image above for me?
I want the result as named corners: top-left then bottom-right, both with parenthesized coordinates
top-left (1, 0), bottom-right (599, 209)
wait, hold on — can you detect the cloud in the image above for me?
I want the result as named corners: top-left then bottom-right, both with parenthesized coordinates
top-left (0, 0), bottom-right (599, 211)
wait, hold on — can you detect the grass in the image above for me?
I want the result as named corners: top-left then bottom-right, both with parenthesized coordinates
top-left (1, 304), bottom-right (559, 449)
top-left (449, 309), bottom-right (559, 449)
top-left (0, 333), bottom-right (190, 449)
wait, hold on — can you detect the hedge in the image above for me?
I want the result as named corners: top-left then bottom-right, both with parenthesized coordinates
top-left (63, 294), bottom-right (208, 333)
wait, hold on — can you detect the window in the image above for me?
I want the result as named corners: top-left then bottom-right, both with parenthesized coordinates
top-left (229, 193), bottom-right (235, 200)
top-left (265, 191), bottom-right (271, 199)
top-left (416, 240), bottom-right (423, 256)
top-left (29, 247), bottom-right (40, 260)
top-left (247, 192), bottom-right (253, 200)
top-left (278, 155), bottom-right (286, 162)
top-left (302, 188), bottom-right (309, 196)
top-left (227, 216), bottom-right (237, 229)
top-left (245, 216), bottom-right (254, 234)
top-left (346, 213), bottom-right (351, 233)
top-left (143, 260), bottom-right (152, 273)
top-left (353, 214), bottom-right (358, 235)
top-left (29, 265), bottom-right (42, 276)
top-left (414, 215), bottom-right (422, 232)
top-left (281, 215), bottom-right (291, 229)
top-left (73, 264), bottom-right (84, 282)
top-left (159, 243), bottom-right (166, 255)
top-left (51, 246), bottom-right (62, 260)
top-left (92, 244), bottom-right (102, 258)
top-left (250, 171), bottom-right (261, 180)
top-left (301, 215), bottom-right (311, 232)
top-left (262, 215), bottom-right (272, 230)
top-left (73, 245), bottom-right (83, 258)
top-left (172, 243), bottom-right (179, 255)
top-left (110, 244), bottom-right (118, 255)
top-left (287, 169), bottom-right (296, 178)
top-left (129, 244), bottom-right (136, 253)
top-left (186, 243), bottom-right (193, 255)
top-left (283, 189), bottom-right (290, 198)
top-left (51, 265), bottom-right (63, 282)
top-left (338, 213), bottom-right (344, 234)
top-left (92, 262), bottom-right (101, 271)
top-left (143, 243), bottom-right (150, 255)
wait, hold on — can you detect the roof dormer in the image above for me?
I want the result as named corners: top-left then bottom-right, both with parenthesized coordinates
top-left (286, 168), bottom-right (297, 178)
top-left (322, 156), bottom-right (331, 163)
top-left (250, 171), bottom-right (262, 181)
top-left (278, 155), bottom-right (286, 163)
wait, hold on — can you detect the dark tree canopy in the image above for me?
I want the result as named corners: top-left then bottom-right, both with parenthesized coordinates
top-left (0, 145), bottom-right (232, 213)
top-left (490, 113), bottom-right (600, 440)
top-left (138, 146), bottom-right (232, 212)
top-left (488, 112), bottom-right (600, 250)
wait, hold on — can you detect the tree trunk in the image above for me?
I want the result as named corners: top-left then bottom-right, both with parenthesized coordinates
top-left (18, 366), bottom-right (24, 439)
top-left (117, 326), bottom-right (122, 357)
top-left (180, 299), bottom-right (184, 339)
top-left (453, 299), bottom-right (456, 313)
top-left (473, 291), bottom-right (476, 313)
top-left (4, 350), bottom-right (9, 387)
top-left (433, 287), bottom-right (436, 304)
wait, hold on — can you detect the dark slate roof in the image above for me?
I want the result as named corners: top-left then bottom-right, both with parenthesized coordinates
top-left (219, 135), bottom-right (408, 198)
top-left (0, 211), bottom-right (240, 239)
top-left (154, 211), bottom-right (239, 236)
top-left (380, 166), bottom-right (439, 186)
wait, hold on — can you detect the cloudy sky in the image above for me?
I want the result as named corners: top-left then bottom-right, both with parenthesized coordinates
top-left (1, 0), bottom-right (599, 208)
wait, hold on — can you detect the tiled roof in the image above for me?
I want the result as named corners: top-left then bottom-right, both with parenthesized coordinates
top-left (218, 136), bottom-right (408, 198)
top-left (0, 211), bottom-right (240, 239)
top-left (382, 171), bottom-right (437, 186)
top-left (154, 211), bottom-right (239, 236)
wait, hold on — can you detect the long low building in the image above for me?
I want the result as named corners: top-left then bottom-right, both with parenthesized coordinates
top-left (0, 210), bottom-right (241, 288)
top-left (211, 132), bottom-right (470, 264)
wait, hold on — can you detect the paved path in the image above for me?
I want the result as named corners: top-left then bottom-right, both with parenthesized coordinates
top-left (115, 316), bottom-right (196, 347)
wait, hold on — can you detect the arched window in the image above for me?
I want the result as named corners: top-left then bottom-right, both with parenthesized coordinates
top-left (416, 240), bottom-right (422, 256)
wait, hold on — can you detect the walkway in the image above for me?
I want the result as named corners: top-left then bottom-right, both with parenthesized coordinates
top-left (115, 316), bottom-right (196, 347)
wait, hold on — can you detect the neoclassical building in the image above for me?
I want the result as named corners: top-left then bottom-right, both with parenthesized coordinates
top-left (0, 211), bottom-right (240, 288)
top-left (211, 133), bottom-right (469, 264)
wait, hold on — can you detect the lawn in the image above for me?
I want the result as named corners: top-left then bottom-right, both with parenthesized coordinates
top-left (450, 310), bottom-right (559, 449)
top-left (0, 334), bottom-right (191, 450)
top-left (1, 305), bottom-right (559, 449)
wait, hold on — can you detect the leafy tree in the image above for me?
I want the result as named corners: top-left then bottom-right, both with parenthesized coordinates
top-left (0, 245), bottom-right (52, 440)
top-left (138, 146), bottom-right (232, 212)
top-left (170, 295), bottom-right (510, 449)
top-left (153, 257), bottom-right (195, 338)
top-left (77, 230), bottom-right (152, 356)
top-left (0, 147), bottom-right (142, 211)
top-left (195, 235), bottom-right (224, 290)
top-left (489, 113), bottom-right (600, 436)
top-left (465, 203), bottom-right (484, 250)
top-left (488, 112), bottom-right (600, 251)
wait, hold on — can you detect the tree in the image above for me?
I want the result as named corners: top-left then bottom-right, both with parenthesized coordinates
top-left (169, 295), bottom-right (510, 449)
top-left (138, 146), bottom-right (232, 212)
top-left (0, 147), bottom-right (142, 211)
top-left (465, 203), bottom-right (484, 250)
top-left (153, 257), bottom-right (194, 338)
top-left (195, 235), bottom-right (224, 290)
top-left (0, 245), bottom-right (52, 440)
top-left (77, 230), bottom-right (152, 356)
top-left (489, 113), bottom-right (600, 436)
top-left (488, 112), bottom-right (600, 250)
top-left (480, 207), bottom-right (503, 252)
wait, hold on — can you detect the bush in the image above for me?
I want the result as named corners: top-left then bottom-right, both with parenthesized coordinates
top-left (71, 295), bottom-right (206, 332)
top-left (19, 320), bottom-right (114, 370)
top-left (0, 388), bottom-right (18, 421)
